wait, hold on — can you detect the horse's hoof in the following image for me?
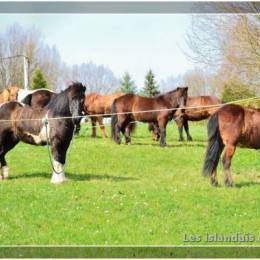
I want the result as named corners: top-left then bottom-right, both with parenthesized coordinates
top-left (187, 137), bottom-right (193, 142)
top-left (224, 180), bottom-right (233, 187)
top-left (178, 139), bottom-right (184, 142)
top-left (1, 166), bottom-right (9, 179)
top-left (160, 144), bottom-right (167, 148)
top-left (51, 172), bottom-right (67, 184)
top-left (211, 181), bottom-right (219, 187)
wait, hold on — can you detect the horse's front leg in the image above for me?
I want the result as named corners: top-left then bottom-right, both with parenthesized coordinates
top-left (50, 140), bottom-right (68, 184)
top-left (175, 118), bottom-right (184, 142)
top-left (91, 117), bottom-right (97, 138)
top-left (158, 117), bottom-right (167, 147)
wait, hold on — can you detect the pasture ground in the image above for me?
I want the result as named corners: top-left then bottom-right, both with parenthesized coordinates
top-left (0, 122), bottom-right (260, 245)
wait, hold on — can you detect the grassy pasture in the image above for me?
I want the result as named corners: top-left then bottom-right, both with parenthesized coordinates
top-left (0, 122), bottom-right (260, 245)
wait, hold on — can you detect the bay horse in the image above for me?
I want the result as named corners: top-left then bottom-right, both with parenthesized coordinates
top-left (111, 87), bottom-right (188, 147)
top-left (202, 104), bottom-right (260, 187)
top-left (0, 82), bottom-right (86, 184)
top-left (148, 95), bottom-right (222, 142)
top-left (0, 86), bottom-right (20, 104)
top-left (84, 92), bottom-right (126, 138)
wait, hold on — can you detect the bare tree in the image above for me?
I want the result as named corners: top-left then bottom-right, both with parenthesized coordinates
top-left (71, 62), bottom-right (120, 94)
top-left (185, 14), bottom-right (260, 93)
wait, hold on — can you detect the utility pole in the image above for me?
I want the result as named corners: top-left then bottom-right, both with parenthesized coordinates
top-left (23, 55), bottom-right (30, 90)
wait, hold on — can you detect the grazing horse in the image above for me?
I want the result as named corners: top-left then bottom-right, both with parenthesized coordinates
top-left (21, 89), bottom-right (56, 108)
top-left (175, 96), bottom-right (222, 141)
top-left (111, 87), bottom-right (188, 147)
top-left (148, 95), bottom-right (222, 142)
top-left (0, 86), bottom-right (20, 104)
top-left (202, 104), bottom-right (260, 187)
top-left (0, 82), bottom-right (86, 184)
top-left (84, 92), bottom-right (126, 138)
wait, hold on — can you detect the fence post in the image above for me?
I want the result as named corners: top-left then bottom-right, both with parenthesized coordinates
top-left (23, 56), bottom-right (29, 90)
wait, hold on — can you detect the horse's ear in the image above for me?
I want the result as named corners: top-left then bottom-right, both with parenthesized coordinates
top-left (176, 87), bottom-right (180, 90)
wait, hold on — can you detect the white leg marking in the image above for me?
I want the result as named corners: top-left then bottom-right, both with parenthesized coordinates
top-left (50, 160), bottom-right (67, 184)
top-left (1, 166), bottom-right (9, 179)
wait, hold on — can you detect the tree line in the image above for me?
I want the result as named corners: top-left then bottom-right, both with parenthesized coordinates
top-left (0, 16), bottom-right (259, 103)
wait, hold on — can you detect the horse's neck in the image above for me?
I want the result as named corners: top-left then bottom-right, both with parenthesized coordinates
top-left (161, 93), bottom-right (178, 107)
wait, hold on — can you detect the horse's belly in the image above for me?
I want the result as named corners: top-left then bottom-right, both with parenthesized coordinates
top-left (19, 124), bottom-right (49, 146)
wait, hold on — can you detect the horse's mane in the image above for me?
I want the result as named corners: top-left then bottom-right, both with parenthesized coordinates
top-left (157, 88), bottom-right (178, 98)
top-left (46, 82), bottom-right (84, 115)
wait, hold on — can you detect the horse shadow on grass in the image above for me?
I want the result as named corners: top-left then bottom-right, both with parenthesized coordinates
top-left (9, 172), bottom-right (138, 182)
top-left (235, 181), bottom-right (260, 188)
top-left (130, 142), bottom-right (206, 148)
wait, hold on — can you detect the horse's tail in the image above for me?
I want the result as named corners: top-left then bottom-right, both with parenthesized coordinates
top-left (202, 113), bottom-right (224, 176)
top-left (111, 100), bottom-right (118, 141)
top-left (21, 94), bottom-right (32, 106)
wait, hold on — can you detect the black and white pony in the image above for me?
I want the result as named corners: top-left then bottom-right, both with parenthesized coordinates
top-left (0, 82), bottom-right (86, 184)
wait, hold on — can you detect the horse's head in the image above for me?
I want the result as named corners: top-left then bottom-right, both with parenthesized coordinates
top-left (174, 86), bottom-right (188, 117)
top-left (7, 86), bottom-right (20, 101)
top-left (67, 82), bottom-right (86, 124)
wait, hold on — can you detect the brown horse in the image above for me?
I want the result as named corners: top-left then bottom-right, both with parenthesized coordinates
top-left (21, 89), bottom-right (57, 108)
top-left (111, 87), bottom-right (188, 147)
top-left (84, 92), bottom-right (126, 138)
top-left (176, 96), bottom-right (222, 141)
top-left (149, 95), bottom-right (222, 142)
top-left (0, 86), bottom-right (20, 104)
top-left (202, 104), bottom-right (260, 187)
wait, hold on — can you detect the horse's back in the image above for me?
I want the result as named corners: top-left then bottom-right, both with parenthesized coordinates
top-left (216, 104), bottom-right (260, 148)
top-left (184, 95), bottom-right (222, 120)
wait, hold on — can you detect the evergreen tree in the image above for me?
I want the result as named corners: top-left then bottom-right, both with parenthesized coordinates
top-left (31, 69), bottom-right (48, 90)
top-left (120, 72), bottom-right (136, 94)
top-left (142, 69), bottom-right (160, 97)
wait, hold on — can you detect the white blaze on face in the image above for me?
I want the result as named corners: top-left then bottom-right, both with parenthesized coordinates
top-left (51, 160), bottom-right (67, 184)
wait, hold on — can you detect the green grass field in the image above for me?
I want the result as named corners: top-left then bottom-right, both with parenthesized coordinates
top-left (0, 122), bottom-right (260, 245)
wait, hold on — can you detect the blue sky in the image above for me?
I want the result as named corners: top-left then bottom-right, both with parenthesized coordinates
top-left (0, 14), bottom-right (194, 86)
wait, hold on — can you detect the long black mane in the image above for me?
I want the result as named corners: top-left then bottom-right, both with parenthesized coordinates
top-left (46, 88), bottom-right (70, 116)
top-left (46, 82), bottom-right (85, 116)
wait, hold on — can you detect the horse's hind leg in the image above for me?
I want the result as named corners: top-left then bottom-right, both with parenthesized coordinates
top-left (222, 144), bottom-right (236, 187)
top-left (91, 117), bottom-right (97, 138)
top-left (97, 117), bottom-right (107, 139)
top-left (114, 115), bottom-right (127, 145)
top-left (0, 132), bottom-right (19, 180)
top-left (184, 120), bottom-right (192, 141)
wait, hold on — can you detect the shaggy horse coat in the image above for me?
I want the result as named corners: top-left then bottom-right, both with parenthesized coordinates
top-left (0, 82), bottom-right (86, 184)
